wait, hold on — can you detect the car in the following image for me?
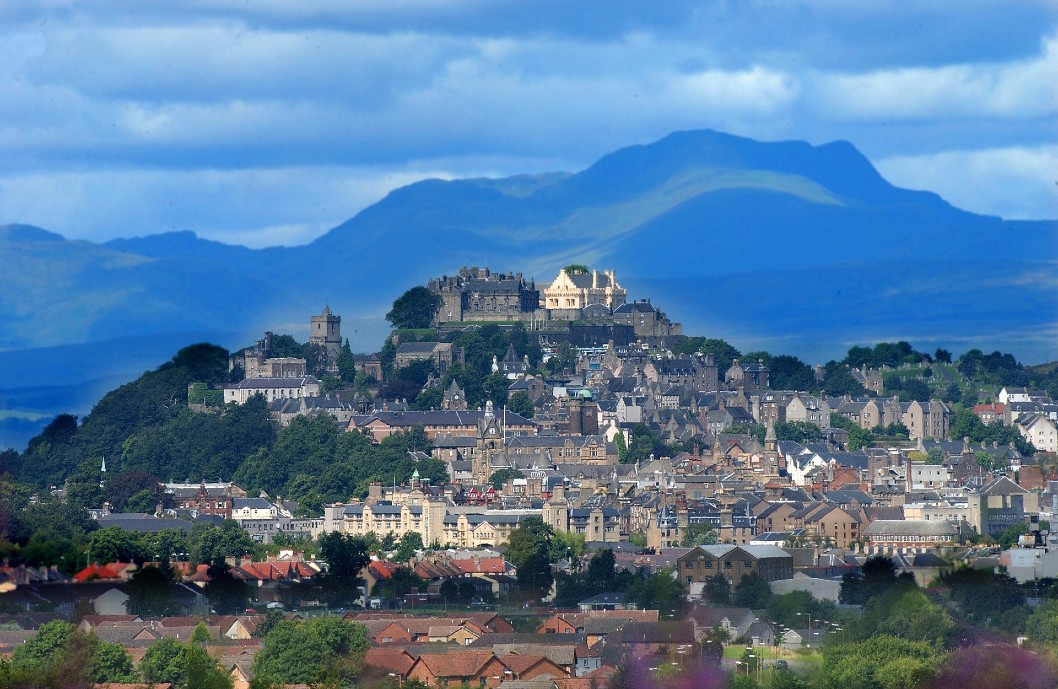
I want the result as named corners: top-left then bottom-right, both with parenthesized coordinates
top-left (266, 602), bottom-right (285, 610)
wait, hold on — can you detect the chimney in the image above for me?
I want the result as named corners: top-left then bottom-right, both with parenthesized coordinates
top-left (592, 269), bottom-right (598, 288)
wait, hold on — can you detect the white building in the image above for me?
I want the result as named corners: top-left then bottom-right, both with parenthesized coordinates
top-left (223, 376), bottom-right (321, 405)
top-left (1016, 413), bottom-right (1058, 453)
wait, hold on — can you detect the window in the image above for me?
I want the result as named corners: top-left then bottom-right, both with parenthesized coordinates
top-left (724, 561), bottom-right (732, 569)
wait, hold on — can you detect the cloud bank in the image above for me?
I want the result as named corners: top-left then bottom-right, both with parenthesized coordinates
top-left (0, 0), bottom-right (1054, 247)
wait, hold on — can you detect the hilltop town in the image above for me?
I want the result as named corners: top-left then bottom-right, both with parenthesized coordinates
top-left (1, 264), bottom-right (1058, 687)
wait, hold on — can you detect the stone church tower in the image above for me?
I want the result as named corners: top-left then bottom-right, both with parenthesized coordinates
top-left (310, 306), bottom-right (342, 371)
top-left (473, 401), bottom-right (504, 483)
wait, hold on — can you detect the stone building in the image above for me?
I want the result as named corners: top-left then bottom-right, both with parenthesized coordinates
top-left (224, 376), bottom-right (321, 405)
top-left (675, 545), bottom-right (793, 587)
top-left (429, 267), bottom-right (541, 324)
top-left (725, 359), bottom-right (770, 392)
top-left (543, 268), bottom-right (627, 319)
top-left (612, 300), bottom-right (682, 337)
top-left (394, 342), bottom-right (463, 375)
top-left (310, 306), bottom-right (342, 371)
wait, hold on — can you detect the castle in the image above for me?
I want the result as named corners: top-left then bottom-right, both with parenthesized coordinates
top-left (427, 266), bottom-right (680, 338)
top-left (429, 267), bottom-right (540, 323)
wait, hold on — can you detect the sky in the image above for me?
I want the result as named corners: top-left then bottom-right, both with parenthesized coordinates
top-left (0, 0), bottom-right (1056, 248)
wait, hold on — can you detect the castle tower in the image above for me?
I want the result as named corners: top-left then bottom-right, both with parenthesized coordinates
top-left (310, 306), bottom-right (342, 371)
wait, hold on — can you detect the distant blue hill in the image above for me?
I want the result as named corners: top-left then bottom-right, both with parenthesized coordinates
top-left (1, 128), bottom-right (1055, 449)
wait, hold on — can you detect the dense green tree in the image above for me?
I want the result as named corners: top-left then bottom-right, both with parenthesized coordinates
top-left (191, 620), bottom-right (214, 644)
top-left (507, 391), bottom-right (536, 418)
top-left (337, 339), bottom-right (358, 383)
top-left (377, 566), bottom-right (427, 602)
top-left (680, 522), bottom-right (718, 547)
top-left (856, 588), bottom-right (954, 645)
top-left (506, 517), bottom-right (554, 598)
top-left (822, 363), bottom-right (868, 397)
top-left (386, 286), bottom-right (443, 329)
top-left (393, 531), bottom-right (424, 563)
top-left (619, 423), bottom-right (672, 463)
top-left (251, 618), bottom-right (369, 686)
top-left (1025, 599), bottom-right (1058, 643)
top-left (88, 640), bottom-right (137, 683)
top-left (586, 549), bottom-right (617, 592)
top-left (187, 520), bottom-right (260, 564)
top-left (483, 372), bottom-right (512, 408)
top-left (88, 526), bottom-right (147, 564)
top-left (942, 568), bottom-right (1026, 627)
top-left (126, 564), bottom-right (181, 617)
top-left (625, 570), bottom-right (687, 617)
top-left (734, 572), bottom-right (773, 609)
top-left (762, 354), bottom-right (817, 391)
top-left (10, 620), bottom-right (78, 671)
top-left (204, 559), bottom-right (251, 614)
top-left (319, 532), bottom-right (371, 605)
top-left (774, 421), bottom-right (824, 443)
top-left (819, 635), bottom-right (938, 689)
top-left (703, 573), bottom-right (731, 605)
top-left (766, 590), bottom-right (837, 629)
top-left (139, 637), bottom-right (186, 684)
top-left (839, 555), bottom-right (910, 606)
top-left (489, 468), bottom-right (525, 490)
top-left (138, 638), bottom-right (233, 689)
top-left (183, 642), bottom-right (235, 689)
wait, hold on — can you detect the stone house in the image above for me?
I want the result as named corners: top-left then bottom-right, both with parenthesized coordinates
top-left (394, 342), bottom-right (463, 375)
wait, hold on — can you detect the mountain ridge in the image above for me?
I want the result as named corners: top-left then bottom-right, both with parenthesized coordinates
top-left (2, 126), bottom-right (1053, 350)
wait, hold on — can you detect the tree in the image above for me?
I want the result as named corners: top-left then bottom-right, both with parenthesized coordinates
top-left (506, 517), bottom-right (554, 599)
top-left (734, 572), bottom-right (773, 609)
top-left (204, 559), bottom-right (251, 614)
top-left (183, 642), bottom-right (235, 689)
top-left (126, 564), bottom-right (180, 617)
top-left (819, 635), bottom-right (938, 689)
top-left (507, 391), bottom-right (535, 418)
top-left (704, 573), bottom-right (731, 605)
top-left (586, 549), bottom-right (617, 592)
top-left (377, 567), bottom-right (426, 602)
top-left (11, 620), bottom-right (77, 672)
top-left (625, 570), bottom-right (687, 617)
top-left (386, 287), bottom-right (443, 329)
top-left (839, 555), bottom-right (911, 606)
top-left (88, 640), bottom-right (137, 683)
top-left (393, 531), bottom-right (424, 563)
top-left (319, 532), bottom-right (371, 604)
top-left (251, 618), bottom-right (369, 686)
top-left (140, 637), bottom-right (186, 684)
top-left (489, 468), bottom-right (524, 490)
top-left (681, 522), bottom-right (718, 547)
top-left (191, 620), bottom-right (214, 644)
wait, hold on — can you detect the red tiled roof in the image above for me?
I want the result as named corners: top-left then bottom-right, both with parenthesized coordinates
top-left (451, 558), bottom-right (505, 575)
top-left (414, 651), bottom-right (495, 678)
top-left (498, 654), bottom-right (553, 675)
top-left (73, 563), bottom-right (134, 582)
top-left (369, 561), bottom-right (398, 579)
top-left (365, 647), bottom-right (416, 675)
